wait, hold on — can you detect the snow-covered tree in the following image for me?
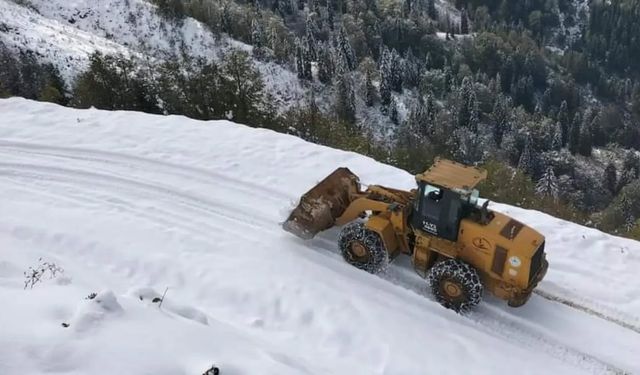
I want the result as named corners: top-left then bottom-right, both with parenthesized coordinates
top-left (551, 122), bottom-right (562, 150)
top-left (536, 166), bottom-right (559, 201)
top-left (458, 77), bottom-right (479, 132)
top-left (336, 24), bottom-right (356, 71)
top-left (518, 137), bottom-right (535, 176)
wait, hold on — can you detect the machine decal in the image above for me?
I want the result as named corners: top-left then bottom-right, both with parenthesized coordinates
top-left (422, 221), bottom-right (438, 234)
top-left (508, 269), bottom-right (518, 276)
top-left (509, 256), bottom-right (522, 268)
top-left (472, 237), bottom-right (491, 250)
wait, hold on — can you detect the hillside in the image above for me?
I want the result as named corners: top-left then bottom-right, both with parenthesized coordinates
top-left (2, 0), bottom-right (640, 241)
top-left (1, 98), bottom-right (639, 374)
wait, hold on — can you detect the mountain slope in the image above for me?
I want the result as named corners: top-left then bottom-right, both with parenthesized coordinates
top-left (0, 98), bottom-right (639, 374)
top-left (0, 0), bottom-right (303, 108)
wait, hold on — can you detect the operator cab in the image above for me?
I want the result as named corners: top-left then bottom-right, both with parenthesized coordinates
top-left (411, 159), bottom-right (488, 242)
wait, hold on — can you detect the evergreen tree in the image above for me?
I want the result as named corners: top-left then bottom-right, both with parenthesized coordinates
top-left (335, 73), bottom-right (356, 125)
top-left (251, 19), bottom-right (266, 59)
top-left (389, 97), bottom-right (399, 124)
top-left (492, 95), bottom-right (510, 147)
top-left (551, 122), bottom-right (562, 150)
top-left (327, 0), bottom-right (335, 30)
top-left (295, 43), bottom-right (305, 79)
top-left (365, 71), bottom-right (376, 107)
top-left (458, 77), bottom-right (478, 132)
top-left (568, 112), bottom-right (581, 155)
top-left (558, 100), bottom-right (569, 146)
top-left (407, 100), bottom-right (431, 137)
top-left (427, 0), bottom-right (437, 20)
top-left (518, 137), bottom-right (535, 176)
top-left (604, 163), bottom-right (618, 194)
top-left (402, 48), bottom-right (420, 88)
top-left (578, 121), bottom-right (593, 157)
top-left (536, 166), bottom-right (559, 201)
top-left (337, 24), bottom-right (356, 71)
top-left (153, 0), bottom-right (185, 19)
top-left (317, 44), bottom-right (334, 84)
top-left (460, 8), bottom-right (469, 34)
top-left (623, 152), bottom-right (640, 177)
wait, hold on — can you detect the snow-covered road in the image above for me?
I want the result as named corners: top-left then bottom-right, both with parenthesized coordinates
top-left (1, 98), bottom-right (638, 374)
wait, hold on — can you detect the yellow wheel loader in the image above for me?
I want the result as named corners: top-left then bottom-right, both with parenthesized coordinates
top-left (283, 159), bottom-right (548, 312)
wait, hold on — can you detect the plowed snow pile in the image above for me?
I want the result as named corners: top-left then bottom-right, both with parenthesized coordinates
top-left (1, 98), bottom-right (639, 375)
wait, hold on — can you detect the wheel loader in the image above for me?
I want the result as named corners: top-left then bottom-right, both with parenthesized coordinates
top-left (283, 158), bottom-right (548, 312)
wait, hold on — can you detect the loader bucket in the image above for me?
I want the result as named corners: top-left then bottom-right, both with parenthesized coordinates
top-left (283, 168), bottom-right (360, 239)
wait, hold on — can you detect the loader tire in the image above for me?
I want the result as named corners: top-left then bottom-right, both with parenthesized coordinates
top-left (428, 259), bottom-right (483, 313)
top-left (338, 222), bottom-right (387, 274)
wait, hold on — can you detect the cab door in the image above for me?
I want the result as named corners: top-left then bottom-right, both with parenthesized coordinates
top-left (411, 182), bottom-right (463, 242)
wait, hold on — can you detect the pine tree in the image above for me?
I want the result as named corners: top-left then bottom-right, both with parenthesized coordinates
top-left (460, 8), bottom-right (469, 34)
top-left (317, 44), bottom-right (334, 84)
top-left (551, 122), bottom-right (563, 150)
top-left (304, 17), bottom-right (318, 61)
top-left (623, 152), bottom-right (640, 177)
top-left (426, 92), bottom-right (436, 126)
top-left (568, 112), bottom-right (581, 155)
top-left (365, 71), bottom-right (376, 107)
top-left (604, 163), bottom-right (618, 194)
top-left (578, 122), bottom-right (593, 157)
top-left (458, 77), bottom-right (478, 132)
top-left (407, 100), bottom-right (431, 137)
top-left (558, 100), bottom-right (569, 146)
top-left (379, 48), bottom-right (392, 111)
top-left (389, 97), bottom-right (399, 124)
top-left (337, 24), bottom-right (356, 71)
top-left (402, 48), bottom-right (420, 88)
top-left (335, 74), bottom-right (356, 125)
top-left (518, 137), bottom-right (535, 176)
top-left (327, 0), bottom-right (335, 30)
top-left (492, 95), bottom-right (510, 147)
top-left (251, 19), bottom-right (266, 59)
top-left (427, 0), bottom-right (437, 20)
top-left (390, 49), bottom-right (403, 92)
top-left (295, 43), bottom-right (305, 79)
top-left (536, 166), bottom-right (559, 201)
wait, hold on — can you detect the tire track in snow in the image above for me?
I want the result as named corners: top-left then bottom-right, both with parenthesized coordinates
top-left (0, 145), bottom-right (634, 374)
top-left (0, 140), bottom-right (288, 202)
top-left (533, 289), bottom-right (640, 335)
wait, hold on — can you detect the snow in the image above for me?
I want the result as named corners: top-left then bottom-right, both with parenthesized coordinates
top-left (1, 97), bottom-right (639, 374)
top-left (0, 0), bottom-right (303, 108)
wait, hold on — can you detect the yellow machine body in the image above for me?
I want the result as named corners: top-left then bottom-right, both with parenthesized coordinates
top-left (283, 159), bottom-right (548, 307)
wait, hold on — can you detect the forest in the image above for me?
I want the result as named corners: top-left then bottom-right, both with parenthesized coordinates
top-left (1, 0), bottom-right (640, 239)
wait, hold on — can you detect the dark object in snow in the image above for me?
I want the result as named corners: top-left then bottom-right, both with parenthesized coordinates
top-left (23, 258), bottom-right (65, 289)
top-left (86, 292), bottom-right (97, 300)
top-left (61, 323), bottom-right (70, 328)
top-left (152, 297), bottom-right (162, 303)
top-left (202, 365), bottom-right (219, 375)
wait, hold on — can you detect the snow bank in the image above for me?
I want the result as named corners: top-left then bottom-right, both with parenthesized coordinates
top-left (0, 98), bottom-right (638, 374)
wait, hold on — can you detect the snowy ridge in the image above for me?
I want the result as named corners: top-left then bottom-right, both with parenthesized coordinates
top-left (0, 0), bottom-right (303, 107)
top-left (0, 98), bottom-right (639, 374)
